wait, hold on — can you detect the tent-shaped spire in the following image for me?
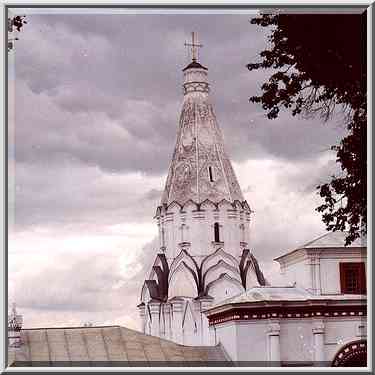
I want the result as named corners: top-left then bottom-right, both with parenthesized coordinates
top-left (161, 36), bottom-right (244, 206)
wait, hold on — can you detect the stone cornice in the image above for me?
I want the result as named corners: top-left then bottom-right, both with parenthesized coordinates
top-left (273, 247), bottom-right (367, 265)
top-left (205, 297), bottom-right (366, 316)
top-left (275, 246), bottom-right (366, 268)
top-left (206, 300), bottom-right (366, 326)
top-left (154, 199), bottom-right (252, 219)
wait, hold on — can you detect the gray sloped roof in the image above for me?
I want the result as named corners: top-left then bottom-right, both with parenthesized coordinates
top-left (274, 231), bottom-right (366, 261)
top-left (300, 231), bottom-right (366, 249)
top-left (8, 325), bottom-right (229, 367)
top-left (207, 286), bottom-right (367, 311)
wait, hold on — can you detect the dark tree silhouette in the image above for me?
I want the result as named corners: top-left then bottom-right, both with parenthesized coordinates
top-left (247, 12), bottom-right (367, 245)
top-left (8, 15), bottom-right (27, 51)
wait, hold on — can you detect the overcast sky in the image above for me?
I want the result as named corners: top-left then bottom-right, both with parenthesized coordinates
top-left (8, 9), bottom-right (347, 330)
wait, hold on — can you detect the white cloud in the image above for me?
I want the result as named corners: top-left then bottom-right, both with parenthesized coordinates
top-left (233, 153), bottom-right (337, 260)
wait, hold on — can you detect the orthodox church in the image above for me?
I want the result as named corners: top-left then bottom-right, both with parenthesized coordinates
top-left (7, 34), bottom-right (367, 368)
top-left (138, 33), bottom-right (267, 346)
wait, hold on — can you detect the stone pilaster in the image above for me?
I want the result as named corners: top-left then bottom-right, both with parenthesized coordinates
top-left (170, 298), bottom-right (185, 344)
top-left (148, 301), bottom-right (160, 337)
top-left (312, 319), bottom-right (325, 364)
top-left (199, 297), bottom-right (213, 346)
top-left (267, 321), bottom-right (281, 364)
top-left (137, 303), bottom-right (146, 334)
top-left (163, 303), bottom-right (172, 340)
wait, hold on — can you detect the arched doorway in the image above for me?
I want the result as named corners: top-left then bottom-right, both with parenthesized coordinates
top-left (332, 340), bottom-right (367, 367)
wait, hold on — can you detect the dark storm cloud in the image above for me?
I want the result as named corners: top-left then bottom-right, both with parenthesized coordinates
top-left (10, 11), bottom-right (347, 234)
top-left (8, 10), bottom-right (351, 329)
top-left (13, 13), bottom-right (346, 174)
top-left (11, 160), bottom-right (162, 230)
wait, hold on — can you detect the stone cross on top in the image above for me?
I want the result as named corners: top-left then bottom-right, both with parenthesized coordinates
top-left (184, 32), bottom-right (203, 62)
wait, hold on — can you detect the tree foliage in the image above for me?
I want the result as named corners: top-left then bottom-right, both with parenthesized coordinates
top-left (247, 13), bottom-right (367, 245)
top-left (8, 15), bottom-right (27, 51)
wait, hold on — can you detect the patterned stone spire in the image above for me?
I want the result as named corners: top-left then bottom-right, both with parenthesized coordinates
top-left (161, 40), bottom-right (244, 206)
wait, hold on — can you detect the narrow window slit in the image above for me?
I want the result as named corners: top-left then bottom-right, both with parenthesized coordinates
top-left (208, 166), bottom-right (214, 182)
top-left (214, 222), bottom-right (220, 242)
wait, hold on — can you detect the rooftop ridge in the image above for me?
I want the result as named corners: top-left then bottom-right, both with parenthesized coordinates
top-left (21, 325), bottom-right (122, 331)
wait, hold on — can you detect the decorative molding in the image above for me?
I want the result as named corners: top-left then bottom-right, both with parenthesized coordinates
top-left (312, 319), bottom-right (325, 334)
top-left (207, 304), bottom-right (366, 326)
top-left (267, 321), bottom-right (280, 336)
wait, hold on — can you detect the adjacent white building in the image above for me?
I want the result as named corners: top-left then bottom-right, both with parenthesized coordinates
top-left (275, 231), bottom-right (366, 296)
top-left (206, 232), bottom-right (367, 366)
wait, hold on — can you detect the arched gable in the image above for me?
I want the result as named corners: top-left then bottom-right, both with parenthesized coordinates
top-left (201, 247), bottom-right (239, 275)
top-left (168, 262), bottom-right (198, 298)
top-left (181, 199), bottom-right (199, 213)
top-left (203, 259), bottom-right (241, 288)
top-left (148, 256), bottom-right (163, 280)
top-left (242, 200), bottom-right (251, 212)
top-left (239, 250), bottom-right (267, 288)
top-left (206, 274), bottom-right (244, 303)
top-left (200, 199), bottom-right (217, 211)
top-left (233, 200), bottom-right (243, 210)
top-left (217, 199), bottom-right (234, 210)
top-left (146, 254), bottom-right (170, 300)
top-left (167, 201), bottom-right (182, 213)
top-left (169, 249), bottom-right (198, 277)
top-left (245, 263), bottom-right (261, 288)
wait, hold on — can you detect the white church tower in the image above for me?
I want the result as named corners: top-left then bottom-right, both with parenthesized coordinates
top-left (139, 33), bottom-right (267, 346)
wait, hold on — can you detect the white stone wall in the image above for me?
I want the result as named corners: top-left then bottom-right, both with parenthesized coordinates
top-left (279, 254), bottom-right (311, 290)
top-left (319, 250), bottom-right (367, 295)
top-left (278, 247), bottom-right (366, 295)
top-left (324, 318), bottom-right (367, 359)
top-left (212, 316), bottom-right (366, 364)
top-left (139, 298), bottom-right (213, 346)
top-left (157, 203), bottom-right (251, 261)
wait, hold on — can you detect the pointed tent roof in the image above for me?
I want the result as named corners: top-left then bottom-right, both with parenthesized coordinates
top-left (161, 59), bottom-right (245, 206)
